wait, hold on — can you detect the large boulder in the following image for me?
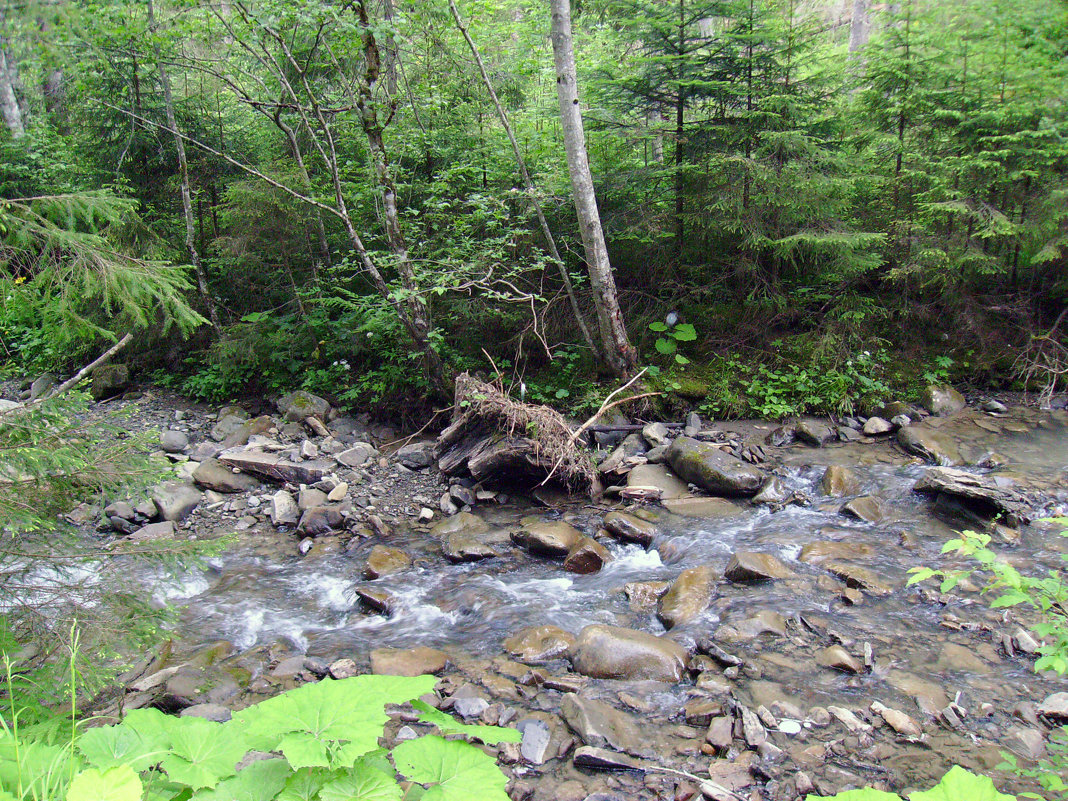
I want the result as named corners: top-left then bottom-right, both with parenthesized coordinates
top-left (658, 565), bottom-right (717, 629)
top-left (570, 624), bottom-right (688, 682)
top-left (90, 364), bottom-right (130, 401)
top-left (564, 536), bottom-right (611, 574)
top-left (665, 437), bottom-right (764, 496)
top-left (920, 385), bottom-right (966, 416)
top-left (276, 390), bottom-right (330, 422)
top-left (192, 458), bottom-right (259, 493)
top-left (913, 467), bottom-right (1040, 524)
top-left (151, 481), bottom-right (202, 522)
top-left (897, 425), bottom-right (962, 466)
top-left (840, 495), bottom-right (885, 523)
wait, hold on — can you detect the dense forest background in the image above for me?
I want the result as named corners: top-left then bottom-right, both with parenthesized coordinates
top-left (1, 0), bottom-right (1066, 421)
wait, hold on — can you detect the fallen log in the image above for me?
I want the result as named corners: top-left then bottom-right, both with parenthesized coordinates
top-left (436, 373), bottom-right (597, 494)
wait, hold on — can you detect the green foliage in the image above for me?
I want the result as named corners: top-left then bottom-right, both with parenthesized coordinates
top-left (0, 675), bottom-right (516, 801)
top-left (649, 321), bottom-right (696, 365)
top-left (909, 520), bottom-right (1068, 798)
top-left (807, 765), bottom-right (1015, 801)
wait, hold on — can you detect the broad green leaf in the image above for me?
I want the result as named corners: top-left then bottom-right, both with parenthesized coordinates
top-left (232, 676), bottom-right (437, 762)
top-left (906, 568), bottom-right (936, 586)
top-left (411, 701), bottom-right (521, 744)
top-left (675, 354), bottom-right (691, 365)
top-left (393, 735), bottom-right (510, 801)
top-left (672, 323), bottom-right (697, 341)
top-left (648, 322), bottom-right (668, 332)
top-left (159, 717), bottom-right (248, 790)
top-left (191, 758), bottom-right (292, 801)
top-left (655, 337), bottom-right (676, 355)
top-left (78, 717), bottom-right (170, 772)
top-left (66, 765), bottom-right (142, 801)
top-left (908, 766), bottom-right (1015, 801)
top-left (318, 758), bottom-right (402, 801)
top-left (276, 767), bottom-right (340, 801)
top-left (278, 732), bottom-right (331, 770)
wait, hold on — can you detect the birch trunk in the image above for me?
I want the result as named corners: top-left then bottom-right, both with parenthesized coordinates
top-left (448, 0), bottom-right (599, 360)
top-left (0, 44), bottom-right (24, 138)
top-left (549, 0), bottom-right (637, 378)
top-left (148, 0), bottom-right (221, 335)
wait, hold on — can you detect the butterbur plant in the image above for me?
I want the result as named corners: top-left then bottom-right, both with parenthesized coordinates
top-left (808, 765), bottom-right (1015, 801)
top-left (648, 321), bottom-right (697, 365)
top-left (0, 674), bottom-right (520, 801)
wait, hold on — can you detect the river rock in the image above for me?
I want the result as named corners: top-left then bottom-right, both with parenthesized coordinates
top-left (799, 541), bottom-right (874, 563)
top-left (731, 609), bottom-right (788, 639)
top-left (665, 437), bottom-right (765, 496)
top-left (220, 450), bottom-right (335, 485)
top-left (442, 531), bottom-right (498, 563)
top-left (626, 463), bottom-right (688, 500)
top-left (662, 497), bottom-right (741, 518)
top-left (821, 466), bottom-right (859, 497)
top-left (160, 430), bottom-right (189, 453)
top-left (822, 560), bottom-right (892, 595)
top-left (920, 385), bottom-right (966, 416)
top-left (817, 646), bottom-right (863, 674)
top-left (724, 551), bottom-right (793, 582)
top-left (151, 481), bottom-right (202, 522)
top-left (269, 490), bottom-right (299, 525)
top-left (870, 701), bottom-right (921, 736)
top-left (570, 624), bottom-right (688, 682)
top-left (396, 441), bottom-right (436, 470)
top-left (796, 419), bottom-right (835, 447)
top-left (572, 746), bottom-right (644, 772)
top-left (363, 545), bottom-right (412, 579)
top-left (863, 416), bottom-right (893, 436)
top-left (514, 520), bottom-right (582, 557)
top-left (90, 363), bottom-right (130, 400)
top-left (897, 425), bottom-right (962, 466)
top-left (210, 411), bottom-right (248, 442)
top-left (130, 521), bottom-right (175, 541)
top-left (752, 477), bottom-right (791, 504)
top-left (431, 511), bottom-right (489, 537)
top-left (658, 565), bottom-right (717, 629)
top-left (706, 716), bottom-right (734, 750)
top-left (504, 625), bottom-right (575, 663)
top-left (162, 666), bottom-right (240, 708)
top-left (354, 584), bottom-right (395, 615)
top-left (298, 488), bottom-right (328, 510)
top-left (561, 694), bottom-right (651, 758)
top-left (1037, 692), bottom-right (1068, 721)
top-left (624, 581), bottom-right (670, 612)
top-left (276, 390), bottom-right (330, 422)
top-left (370, 646), bottom-right (448, 676)
top-left (840, 495), bottom-right (885, 523)
top-left (639, 422), bottom-right (669, 449)
top-left (602, 512), bottom-right (657, 546)
top-left (337, 444), bottom-right (376, 468)
top-left (192, 458), bottom-right (259, 493)
top-left (179, 703), bottom-right (232, 723)
top-left (565, 536), bottom-right (611, 574)
top-left (518, 719), bottom-right (552, 764)
top-left (297, 506), bottom-right (344, 536)
top-left (913, 467), bottom-right (1038, 524)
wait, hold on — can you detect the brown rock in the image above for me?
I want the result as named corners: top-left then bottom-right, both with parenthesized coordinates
top-left (799, 541), bottom-right (875, 564)
top-left (570, 624), bottom-right (688, 682)
top-left (821, 465), bottom-right (859, 497)
top-left (503, 625), bottom-right (575, 663)
top-left (724, 551), bottom-right (794, 582)
top-left (658, 565), bottom-right (718, 629)
top-left (513, 520), bottom-right (582, 557)
top-left (363, 545), bottom-right (412, 579)
top-left (564, 536), bottom-right (611, 574)
top-left (624, 580), bottom-right (671, 612)
top-left (840, 495), bottom-right (885, 523)
top-left (816, 646), bottom-right (863, 674)
top-left (822, 560), bottom-right (892, 595)
top-left (370, 646), bottom-right (449, 676)
top-left (603, 512), bottom-right (658, 546)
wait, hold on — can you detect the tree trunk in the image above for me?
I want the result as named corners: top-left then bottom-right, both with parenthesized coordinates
top-left (549, 0), bottom-right (637, 378)
top-left (354, 1), bottom-right (446, 392)
top-left (448, 0), bottom-right (600, 361)
top-left (0, 43), bottom-right (24, 138)
top-left (848, 0), bottom-right (870, 55)
top-left (148, 0), bottom-right (222, 335)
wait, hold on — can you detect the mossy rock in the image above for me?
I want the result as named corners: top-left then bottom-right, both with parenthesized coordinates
top-left (673, 378), bottom-right (711, 400)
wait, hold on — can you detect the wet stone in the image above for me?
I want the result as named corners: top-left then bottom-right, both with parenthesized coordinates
top-left (565, 536), bottom-right (612, 574)
top-left (665, 436), bottom-right (765, 496)
top-left (863, 416), bottom-right (893, 436)
top-left (822, 560), bottom-right (892, 596)
top-left (561, 693), bottom-right (651, 757)
top-left (1038, 692), bottom-right (1068, 722)
top-left (658, 565), bottom-right (717, 629)
top-left (624, 581), bottom-right (670, 612)
top-left (363, 545), bottom-right (412, 579)
top-left (503, 625), bottom-right (575, 664)
top-left (518, 719), bottom-right (552, 764)
top-left (839, 495), bottom-right (885, 523)
top-left (370, 646), bottom-right (449, 676)
top-left (570, 624), bottom-right (688, 682)
top-left (514, 520), bottom-right (583, 557)
top-left (724, 551), bottom-right (794, 582)
top-left (442, 530), bottom-right (498, 563)
top-left (821, 465), bottom-right (859, 497)
top-left (572, 746), bottom-right (644, 772)
top-left (796, 419), bottom-right (835, 447)
top-left (602, 512), bottom-right (658, 547)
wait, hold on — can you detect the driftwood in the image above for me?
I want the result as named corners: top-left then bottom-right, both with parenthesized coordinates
top-left (436, 373), bottom-right (596, 494)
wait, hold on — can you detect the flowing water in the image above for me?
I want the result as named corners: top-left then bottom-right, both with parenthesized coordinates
top-left (150, 408), bottom-right (1068, 793)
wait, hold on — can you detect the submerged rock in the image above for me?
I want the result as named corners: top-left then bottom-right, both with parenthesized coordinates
top-left (665, 437), bottom-right (765, 497)
top-left (442, 530), bottom-right (498, 563)
top-left (658, 565), bottom-right (717, 629)
top-left (570, 624), bottom-right (688, 682)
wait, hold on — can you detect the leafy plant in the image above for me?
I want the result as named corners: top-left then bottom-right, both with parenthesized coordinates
top-left (649, 321), bottom-right (697, 365)
top-left (0, 673), bottom-right (520, 801)
top-left (808, 765), bottom-right (1015, 801)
